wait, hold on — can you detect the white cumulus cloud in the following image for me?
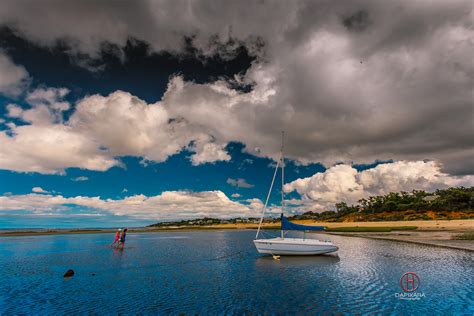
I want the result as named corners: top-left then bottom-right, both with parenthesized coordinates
top-left (0, 88), bottom-right (235, 173)
top-left (32, 187), bottom-right (49, 193)
top-left (27, 87), bottom-right (71, 112)
top-left (0, 123), bottom-right (119, 174)
top-left (0, 190), bottom-right (263, 220)
top-left (189, 141), bottom-right (231, 166)
top-left (285, 161), bottom-right (474, 210)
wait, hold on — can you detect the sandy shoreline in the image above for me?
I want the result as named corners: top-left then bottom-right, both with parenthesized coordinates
top-left (326, 231), bottom-right (474, 252)
top-left (1, 219), bottom-right (472, 251)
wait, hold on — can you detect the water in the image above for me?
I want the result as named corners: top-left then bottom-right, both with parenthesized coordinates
top-left (0, 230), bottom-right (472, 314)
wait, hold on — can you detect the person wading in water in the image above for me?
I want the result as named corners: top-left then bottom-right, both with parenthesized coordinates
top-left (111, 229), bottom-right (121, 247)
top-left (117, 228), bottom-right (128, 249)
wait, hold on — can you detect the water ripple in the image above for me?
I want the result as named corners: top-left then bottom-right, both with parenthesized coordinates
top-left (0, 231), bottom-right (472, 314)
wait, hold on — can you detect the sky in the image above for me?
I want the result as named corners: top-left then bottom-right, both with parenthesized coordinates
top-left (0, 0), bottom-right (473, 228)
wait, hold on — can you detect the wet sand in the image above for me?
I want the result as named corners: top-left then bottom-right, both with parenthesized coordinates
top-left (326, 230), bottom-right (474, 252)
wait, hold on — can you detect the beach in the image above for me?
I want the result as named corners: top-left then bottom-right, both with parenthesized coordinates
top-left (325, 230), bottom-right (474, 252)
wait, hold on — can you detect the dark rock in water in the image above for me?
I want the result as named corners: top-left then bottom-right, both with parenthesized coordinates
top-left (64, 269), bottom-right (75, 278)
top-left (91, 273), bottom-right (96, 276)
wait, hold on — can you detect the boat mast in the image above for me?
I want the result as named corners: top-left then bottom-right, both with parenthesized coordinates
top-left (255, 154), bottom-right (280, 239)
top-left (254, 131), bottom-right (286, 240)
top-left (281, 131), bottom-right (285, 238)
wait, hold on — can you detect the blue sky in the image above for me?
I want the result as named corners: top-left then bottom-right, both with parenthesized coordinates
top-left (0, 143), bottom-right (325, 208)
top-left (0, 147), bottom-right (326, 228)
top-left (0, 1), bottom-right (472, 228)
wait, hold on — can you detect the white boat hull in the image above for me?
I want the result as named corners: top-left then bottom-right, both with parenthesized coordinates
top-left (254, 237), bottom-right (338, 255)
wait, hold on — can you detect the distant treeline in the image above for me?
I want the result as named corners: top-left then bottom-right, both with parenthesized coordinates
top-left (292, 186), bottom-right (474, 222)
top-left (148, 217), bottom-right (276, 228)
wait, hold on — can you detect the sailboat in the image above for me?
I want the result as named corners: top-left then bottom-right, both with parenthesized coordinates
top-left (253, 133), bottom-right (338, 255)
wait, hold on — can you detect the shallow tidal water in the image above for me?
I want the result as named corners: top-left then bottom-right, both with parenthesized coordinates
top-left (0, 230), bottom-right (472, 314)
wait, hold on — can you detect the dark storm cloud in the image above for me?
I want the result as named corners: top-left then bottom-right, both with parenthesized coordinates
top-left (0, 28), bottom-right (255, 102)
top-left (0, 0), bottom-right (472, 175)
top-left (342, 10), bottom-right (371, 32)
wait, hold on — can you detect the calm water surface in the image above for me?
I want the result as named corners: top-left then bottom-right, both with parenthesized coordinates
top-left (0, 230), bottom-right (472, 314)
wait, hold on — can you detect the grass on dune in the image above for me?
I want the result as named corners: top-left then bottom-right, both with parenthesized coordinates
top-left (326, 226), bottom-right (418, 232)
top-left (453, 232), bottom-right (474, 240)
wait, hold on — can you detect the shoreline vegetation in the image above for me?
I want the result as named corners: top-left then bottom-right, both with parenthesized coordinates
top-left (453, 232), bottom-right (474, 240)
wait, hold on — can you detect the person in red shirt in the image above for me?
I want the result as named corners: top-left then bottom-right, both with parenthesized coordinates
top-left (111, 229), bottom-right (121, 247)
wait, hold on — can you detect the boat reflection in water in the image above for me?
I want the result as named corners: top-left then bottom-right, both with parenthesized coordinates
top-left (255, 253), bottom-right (340, 269)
